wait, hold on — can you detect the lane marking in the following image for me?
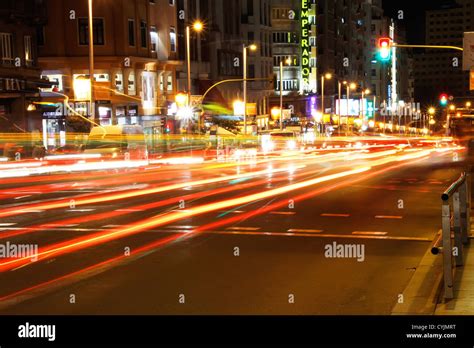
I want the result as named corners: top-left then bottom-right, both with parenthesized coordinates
top-left (66, 209), bottom-right (95, 212)
top-left (375, 215), bottom-right (403, 219)
top-left (321, 213), bottom-right (350, 217)
top-left (165, 225), bottom-right (196, 230)
top-left (17, 210), bottom-right (45, 213)
top-left (103, 225), bottom-right (122, 228)
top-left (287, 229), bottom-right (323, 233)
top-left (352, 231), bottom-right (388, 236)
top-left (226, 226), bottom-right (261, 231)
top-left (115, 209), bottom-right (144, 212)
top-left (209, 230), bottom-right (430, 241)
top-left (0, 223), bottom-right (16, 226)
top-left (14, 195), bottom-right (32, 200)
top-left (270, 211), bottom-right (296, 215)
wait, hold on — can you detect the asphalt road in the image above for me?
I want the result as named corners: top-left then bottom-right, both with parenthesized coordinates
top-left (0, 139), bottom-right (465, 314)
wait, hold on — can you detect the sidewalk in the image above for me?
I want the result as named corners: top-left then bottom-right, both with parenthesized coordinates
top-left (434, 174), bottom-right (474, 314)
top-left (435, 241), bottom-right (474, 314)
top-left (392, 172), bottom-right (474, 315)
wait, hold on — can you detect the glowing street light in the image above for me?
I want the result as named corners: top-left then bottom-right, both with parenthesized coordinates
top-left (279, 57), bottom-right (292, 130)
top-left (243, 43), bottom-right (257, 135)
top-left (186, 20), bottom-right (204, 132)
top-left (317, 72), bottom-right (332, 134)
top-left (466, 101), bottom-right (472, 109)
top-left (233, 100), bottom-right (246, 116)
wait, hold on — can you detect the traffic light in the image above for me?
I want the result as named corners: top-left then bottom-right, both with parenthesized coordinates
top-left (377, 38), bottom-right (392, 61)
top-left (439, 93), bottom-right (448, 106)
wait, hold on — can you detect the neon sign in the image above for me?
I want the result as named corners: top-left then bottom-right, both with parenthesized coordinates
top-left (301, 0), bottom-right (311, 88)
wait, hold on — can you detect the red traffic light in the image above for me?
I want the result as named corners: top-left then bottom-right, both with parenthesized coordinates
top-left (378, 38), bottom-right (391, 49)
top-left (439, 93), bottom-right (448, 106)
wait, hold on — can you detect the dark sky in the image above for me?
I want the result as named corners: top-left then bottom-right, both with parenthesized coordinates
top-left (382, 0), bottom-right (459, 44)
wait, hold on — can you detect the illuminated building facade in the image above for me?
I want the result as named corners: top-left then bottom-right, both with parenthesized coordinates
top-left (269, 0), bottom-right (316, 126)
top-left (38, 0), bottom-right (181, 145)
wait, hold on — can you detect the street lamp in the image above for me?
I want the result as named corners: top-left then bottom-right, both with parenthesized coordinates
top-left (318, 73), bottom-right (332, 135)
top-left (361, 88), bottom-right (371, 129)
top-left (466, 101), bottom-right (472, 109)
top-left (279, 57), bottom-right (292, 130)
top-left (243, 43), bottom-right (257, 135)
top-left (186, 20), bottom-right (203, 132)
top-left (342, 82), bottom-right (357, 135)
top-left (87, 0), bottom-right (95, 123)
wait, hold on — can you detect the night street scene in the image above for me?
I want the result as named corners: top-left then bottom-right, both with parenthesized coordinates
top-left (1, 0), bottom-right (474, 345)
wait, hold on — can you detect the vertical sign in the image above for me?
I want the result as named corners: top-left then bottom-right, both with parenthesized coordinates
top-left (470, 70), bottom-right (474, 91)
top-left (301, 0), bottom-right (311, 90)
top-left (463, 32), bottom-right (474, 71)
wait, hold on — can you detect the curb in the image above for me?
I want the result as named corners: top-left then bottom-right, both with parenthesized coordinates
top-left (391, 231), bottom-right (443, 315)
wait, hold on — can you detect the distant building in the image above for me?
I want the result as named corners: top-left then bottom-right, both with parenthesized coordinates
top-left (414, 0), bottom-right (474, 105)
top-left (38, 0), bottom-right (180, 146)
top-left (0, 0), bottom-right (53, 134)
top-left (268, 0), bottom-right (316, 129)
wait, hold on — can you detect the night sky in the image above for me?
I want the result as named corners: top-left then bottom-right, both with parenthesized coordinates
top-left (382, 0), bottom-right (459, 44)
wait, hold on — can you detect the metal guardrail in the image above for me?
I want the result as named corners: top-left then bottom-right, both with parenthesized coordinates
top-left (431, 171), bottom-right (471, 299)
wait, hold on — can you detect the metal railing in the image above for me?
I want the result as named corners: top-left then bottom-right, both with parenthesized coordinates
top-left (431, 172), bottom-right (471, 299)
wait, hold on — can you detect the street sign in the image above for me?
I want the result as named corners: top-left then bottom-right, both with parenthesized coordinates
top-left (470, 70), bottom-right (474, 91)
top-left (190, 95), bottom-right (203, 108)
top-left (463, 32), bottom-right (474, 71)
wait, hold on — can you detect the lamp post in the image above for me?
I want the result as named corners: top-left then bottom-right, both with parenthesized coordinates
top-left (186, 21), bottom-right (203, 133)
top-left (338, 81), bottom-right (342, 135)
top-left (360, 88), bottom-right (370, 130)
top-left (345, 82), bottom-right (356, 135)
top-left (318, 73), bottom-right (332, 135)
top-left (243, 43), bottom-right (257, 135)
top-left (279, 58), bottom-right (292, 130)
top-left (87, 0), bottom-right (95, 123)
top-left (428, 107), bottom-right (435, 136)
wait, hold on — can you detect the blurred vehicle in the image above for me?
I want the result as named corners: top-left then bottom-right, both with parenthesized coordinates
top-left (262, 130), bottom-right (299, 153)
top-left (49, 144), bottom-right (85, 155)
top-left (84, 125), bottom-right (148, 161)
top-left (2, 143), bottom-right (26, 160)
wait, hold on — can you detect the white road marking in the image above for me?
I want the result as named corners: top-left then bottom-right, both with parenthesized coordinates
top-left (115, 209), bottom-right (144, 212)
top-left (66, 209), bottom-right (95, 212)
top-left (226, 226), bottom-right (261, 231)
top-left (352, 231), bottom-right (388, 236)
top-left (375, 215), bottom-right (403, 219)
top-left (0, 223), bottom-right (16, 226)
top-left (287, 229), bottom-right (323, 233)
top-left (166, 225), bottom-right (196, 229)
top-left (321, 213), bottom-right (350, 217)
top-left (14, 195), bottom-right (32, 200)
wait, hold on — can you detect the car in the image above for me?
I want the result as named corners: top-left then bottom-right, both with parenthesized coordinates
top-left (84, 125), bottom-right (148, 161)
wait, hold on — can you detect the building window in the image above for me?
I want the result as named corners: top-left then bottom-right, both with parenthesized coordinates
top-left (249, 64), bottom-right (255, 78)
top-left (169, 0), bottom-right (175, 5)
top-left (128, 19), bottom-right (135, 46)
top-left (24, 36), bottom-right (33, 66)
top-left (128, 72), bottom-right (136, 95)
top-left (37, 26), bottom-right (45, 46)
top-left (0, 33), bottom-right (13, 66)
top-left (247, 0), bottom-right (253, 16)
top-left (170, 27), bottom-right (176, 52)
top-left (140, 20), bottom-right (147, 48)
top-left (167, 75), bottom-right (173, 92)
top-left (150, 26), bottom-right (158, 52)
top-left (78, 18), bottom-right (105, 45)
